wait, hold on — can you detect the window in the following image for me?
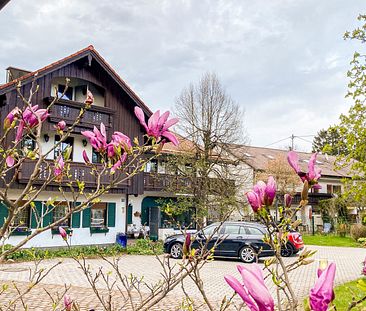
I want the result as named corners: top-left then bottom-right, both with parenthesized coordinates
top-left (12, 202), bottom-right (30, 228)
top-left (53, 202), bottom-right (71, 227)
top-left (54, 135), bottom-right (74, 160)
top-left (327, 184), bottom-right (342, 195)
top-left (144, 160), bottom-right (158, 173)
top-left (92, 148), bottom-right (103, 164)
top-left (58, 84), bottom-right (73, 101)
top-left (91, 203), bottom-right (107, 227)
top-left (223, 224), bottom-right (240, 235)
top-left (202, 224), bottom-right (218, 236)
top-left (21, 135), bottom-right (36, 153)
top-left (245, 227), bottom-right (264, 236)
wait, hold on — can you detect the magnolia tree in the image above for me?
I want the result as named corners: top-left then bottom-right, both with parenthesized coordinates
top-left (222, 151), bottom-right (334, 311)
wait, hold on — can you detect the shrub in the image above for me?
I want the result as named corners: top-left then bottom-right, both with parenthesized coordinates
top-left (350, 224), bottom-right (366, 241)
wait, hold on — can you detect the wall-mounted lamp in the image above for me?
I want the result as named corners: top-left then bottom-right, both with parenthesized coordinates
top-left (44, 134), bottom-right (50, 143)
top-left (82, 138), bottom-right (88, 147)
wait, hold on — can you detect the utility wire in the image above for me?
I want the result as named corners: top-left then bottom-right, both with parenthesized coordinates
top-left (264, 136), bottom-right (292, 147)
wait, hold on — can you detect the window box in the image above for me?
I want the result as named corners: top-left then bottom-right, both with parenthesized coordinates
top-left (11, 227), bottom-right (31, 236)
top-left (51, 227), bottom-right (73, 236)
top-left (90, 227), bottom-right (109, 234)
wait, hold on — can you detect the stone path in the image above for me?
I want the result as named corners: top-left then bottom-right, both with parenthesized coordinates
top-left (0, 245), bottom-right (364, 310)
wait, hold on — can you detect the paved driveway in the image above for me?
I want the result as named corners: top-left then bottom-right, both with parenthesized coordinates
top-left (0, 245), bottom-right (364, 310)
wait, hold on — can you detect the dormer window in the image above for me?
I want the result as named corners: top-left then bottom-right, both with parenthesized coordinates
top-left (58, 84), bottom-right (73, 101)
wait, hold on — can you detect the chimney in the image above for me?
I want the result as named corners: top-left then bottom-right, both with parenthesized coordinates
top-left (6, 66), bottom-right (31, 83)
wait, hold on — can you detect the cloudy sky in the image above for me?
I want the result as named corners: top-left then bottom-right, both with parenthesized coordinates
top-left (0, 0), bottom-right (364, 151)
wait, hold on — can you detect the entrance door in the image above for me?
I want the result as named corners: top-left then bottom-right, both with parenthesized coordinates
top-left (149, 206), bottom-right (160, 241)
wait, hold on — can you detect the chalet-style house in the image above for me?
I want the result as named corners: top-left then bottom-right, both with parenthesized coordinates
top-left (0, 46), bottom-right (185, 246)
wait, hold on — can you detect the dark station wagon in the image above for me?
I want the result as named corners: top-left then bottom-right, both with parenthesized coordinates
top-left (163, 221), bottom-right (304, 263)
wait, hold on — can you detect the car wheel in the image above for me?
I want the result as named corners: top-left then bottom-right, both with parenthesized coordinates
top-left (281, 243), bottom-right (294, 257)
top-left (239, 246), bottom-right (256, 263)
top-left (170, 242), bottom-right (183, 259)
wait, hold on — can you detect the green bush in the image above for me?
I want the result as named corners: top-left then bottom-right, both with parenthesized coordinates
top-left (350, 224), bottom-right (366, 241)
top-left (2, 239), bottom-right (163, 262)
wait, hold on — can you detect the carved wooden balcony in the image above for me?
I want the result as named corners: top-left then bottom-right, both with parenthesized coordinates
top-left (18, 160), bottom-right (130, 188)
top-left (43, 97), bottom-right (114, 133)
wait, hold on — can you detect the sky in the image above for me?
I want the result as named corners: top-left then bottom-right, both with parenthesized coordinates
top-left (0, 0), bottom-right (365, 152)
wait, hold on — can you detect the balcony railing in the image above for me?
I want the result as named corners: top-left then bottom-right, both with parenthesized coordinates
top-left (143, 173), bottom-right (192, 191)
top-left (292, 192), bottom-right (333, 206)
top-left (143, 172), bottom-right (235, 193)
top-left (44, 97), bottom-right (114, 132)
top-left (18, 160), bottom-right (130, 188)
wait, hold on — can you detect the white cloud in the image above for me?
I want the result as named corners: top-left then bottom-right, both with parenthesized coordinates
top-left (0, 0), bottom-right (365, 151)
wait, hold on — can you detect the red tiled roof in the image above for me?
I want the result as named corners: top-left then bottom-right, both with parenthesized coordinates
top-left (0, 45), bottom-right (152, 115)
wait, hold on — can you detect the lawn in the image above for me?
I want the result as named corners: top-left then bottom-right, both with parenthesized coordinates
top-left (304, 279), bottom-right (366, 310)
top-left (302, 234), bottom-right (362, 248)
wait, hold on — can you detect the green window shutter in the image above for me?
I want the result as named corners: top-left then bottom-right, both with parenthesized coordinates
top-left (107, 203), bottom-right (116, 227)
top-left (82, 206), bottom-right (91, 228)
top-left (42, 204), bottom-right (53, 227)
top-left (0, 201), bottom-right (9, 227)
top-left (31, 201), bottom-right (43, 229)
top-left (72, 202), bottom-right (81, 228)
top-left (127, 204), bottom-right (133, 225)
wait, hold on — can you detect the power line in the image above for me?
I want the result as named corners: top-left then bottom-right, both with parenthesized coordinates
top-left (264, 136), bottom-right (292, 147)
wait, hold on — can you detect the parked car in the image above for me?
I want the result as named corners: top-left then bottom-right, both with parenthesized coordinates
top-left (163, 221), bottom-right (304, 263)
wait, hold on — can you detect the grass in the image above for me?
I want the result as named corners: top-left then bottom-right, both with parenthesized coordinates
top-left (302, 234), bottom-right (362, 248)
top-left (2, 239), bottom-right (164, 262)
top-left (304, 279), bottom-right (366, 310)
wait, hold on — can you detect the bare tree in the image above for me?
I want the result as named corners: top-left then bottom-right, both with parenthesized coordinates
top-left (161, 72), bottom-right (248, 225)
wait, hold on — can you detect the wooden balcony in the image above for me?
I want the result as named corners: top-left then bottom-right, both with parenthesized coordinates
top-left (18, 160), bottom-right (130, 188)
top-left (292, 192), bottom-right (333, 207)
top-left (43, 97), bottom-right (114, 133)
top-left (143, 173), bottom-right (192, 192)
top-left (143, 172), bottom-right (235, 193)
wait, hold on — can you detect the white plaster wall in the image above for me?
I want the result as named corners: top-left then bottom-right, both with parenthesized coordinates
top-left (5, 190), bottom-right (126, 248)
top-left (40, 133), bottom-right (91, 163)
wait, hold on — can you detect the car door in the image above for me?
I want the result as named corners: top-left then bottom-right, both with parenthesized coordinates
top-left (217, 224), bottom-right (243, 257)
top-left (192, 224), bottom-right (220, 255)
top-left (244, 226), bottom-right (272, 255)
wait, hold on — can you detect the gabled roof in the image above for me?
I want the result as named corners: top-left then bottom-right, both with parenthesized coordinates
top-left (228, 144), bottom-right (353, 178)
top-left (0, 45), bottom-right (152, 116)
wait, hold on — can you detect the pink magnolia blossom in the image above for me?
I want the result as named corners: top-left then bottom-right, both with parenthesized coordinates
top-left (247, 176), bottom-right (277, 212)
top-left (4, 107), bottom-right (21, 129)
top-left (63, 294), bottom-right (72, 311)
top-left (107, 131), bottom-right (132, 158)
top-left (15, 105), bottom-right (49, 142)
top-left (362, 257), bottom-right (366, 276)
top-left (284, 194), bottom-right (292, 208)
top-left (309, 262), bottom-right (336, 311)
top-left (110, 153), bottom-right (127, 174)
top-left (82, 150), bottom-right (90, 164)
top-left (134, 107), bottom-right (179, 146)
top-left (81, 123), bottom-right (108, 152)
top-left (54, 155), bottom-right (64, 179)
top-left (264, 176), bottom-right (276, 206)
top-left (287, 151), bottom-right (322, 189)
top-left (85, 90), bottom-right (94, 106)
top-left (54, 120), bottom-right (66, 132)
top-left (6, 155), bottom-right (15, 167)
top-left (246, 191), bottom-right (262, 212)
top-left (225, 264), bottom-right (274, 311)
top-left (59, 226), bottom-right (67, 241)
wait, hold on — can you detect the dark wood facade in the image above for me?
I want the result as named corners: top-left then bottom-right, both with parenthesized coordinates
top-left (0, 47), bottom-right (150, 195)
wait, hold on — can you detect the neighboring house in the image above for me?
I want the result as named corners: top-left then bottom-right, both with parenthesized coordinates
top-left (0, 46), bottom-right (154, 247)
top-left (231, 145), bottom-right (353, 231)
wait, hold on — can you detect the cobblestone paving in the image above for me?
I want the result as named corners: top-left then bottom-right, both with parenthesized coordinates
top-left (0, 245), bottom-right (364, 310)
